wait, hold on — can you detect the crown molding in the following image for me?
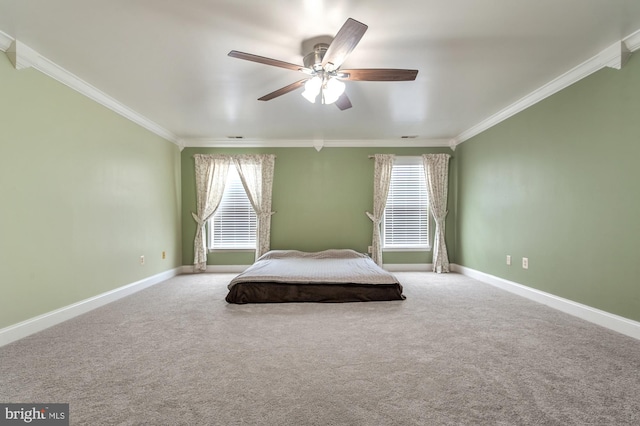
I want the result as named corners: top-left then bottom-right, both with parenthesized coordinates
top-left (182, 137), bottom-right (451, 149)
top-left (624, 28), bottom-right (640, 52)
top-left (324, 139), bottom-right (451, 148)
top-left (453, 29), bottom-right (640, 147)
top-left (4, 25), bottom-right (638, 151)
top-left (598, 40), bottom-right (631, 70)
top-left (36, 54), bottom-right (180, 143)
top-left (1, 34), bottom-right (179, 145)
top-left (6, 39), bottom-right (40, 70)
top-left (0, 30), bottom-right (11, 51)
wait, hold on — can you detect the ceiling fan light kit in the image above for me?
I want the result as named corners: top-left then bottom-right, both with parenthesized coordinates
top-left (301, 76), bottom-right (322, 103)
top-left (228, 18), bottom-right (418, 111)
top-left (322, 78), bottom-right (346, 104)
top-left (301, 74), bottom-right (346, 105)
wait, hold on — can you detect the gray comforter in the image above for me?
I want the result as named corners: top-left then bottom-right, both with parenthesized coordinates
top-left (227, 249), bottom-right (399, 289)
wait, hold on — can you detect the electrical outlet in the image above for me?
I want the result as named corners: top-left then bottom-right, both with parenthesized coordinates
top-left (367, 246), bottom-right (373, 253)
top-left (522, 257), bottom-right (528, 269)
top-left (506, 255), bottom-right (511, 266)
top-left (140, 255), bottom-right (145, 265)
top-left (162, 251), bottom-right (166, 260)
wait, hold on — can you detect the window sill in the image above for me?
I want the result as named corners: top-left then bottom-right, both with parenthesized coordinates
top-left (383, 247), bottom-right (431, 252)
top-left (208, 248), bottom-right (256, 253)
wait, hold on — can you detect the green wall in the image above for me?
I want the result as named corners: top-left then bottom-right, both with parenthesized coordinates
top-left (181, 147), bottom-right (456, 266)
top-left (2, 32), bottom-right (636, 332)
top-left (456, 53), bottom-right (640, 322)
top-left (0, 54), bottom-right (182, 329)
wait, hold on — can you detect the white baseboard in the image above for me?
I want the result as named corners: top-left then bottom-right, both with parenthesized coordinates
top-left (452, 264), bottom-right (640, 341)
top-left (181, 264), bottom-right (433, 274)
top-left (0, 267), bottom-right (181, 347)
top-left (181, 265), bottom-right (247, 274)
top-left (7, 264), bottom-right (635, 346)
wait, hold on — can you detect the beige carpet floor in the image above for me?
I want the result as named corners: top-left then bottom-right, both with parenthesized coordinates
top-left (1, 272), bottom-right (639, 425)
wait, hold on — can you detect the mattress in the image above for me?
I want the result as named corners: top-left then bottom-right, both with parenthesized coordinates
top-left (225, 249), bottom-right (405, 304)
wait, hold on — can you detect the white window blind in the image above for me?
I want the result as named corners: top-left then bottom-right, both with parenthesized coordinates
top-left (383, 158), bottom-right (429, 249)
top-left (208, 165), bottom-right (257, 250)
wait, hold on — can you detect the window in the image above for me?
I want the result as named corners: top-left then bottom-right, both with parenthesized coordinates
top-left (208, 165), bottom-right (257, 250)
top-left (383, 157), bottom-right (430, 250)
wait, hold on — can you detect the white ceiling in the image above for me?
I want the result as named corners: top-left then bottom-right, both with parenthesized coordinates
top-left (1, 0), bottom-right (640, 147)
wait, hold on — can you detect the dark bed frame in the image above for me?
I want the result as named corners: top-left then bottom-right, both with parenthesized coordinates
top-left (225, 281), bottom-right (405, 304)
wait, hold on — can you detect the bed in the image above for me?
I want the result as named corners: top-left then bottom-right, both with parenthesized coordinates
top-left (225, 249), bottom-right (405, 304)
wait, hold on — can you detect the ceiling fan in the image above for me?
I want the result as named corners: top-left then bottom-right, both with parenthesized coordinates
top-left (228, 18), bottom-right (418, 110)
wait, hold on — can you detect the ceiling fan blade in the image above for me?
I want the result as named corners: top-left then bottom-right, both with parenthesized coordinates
top-left (258, 79), bottom-right (308, 101)
top-left (335, 93), bottom-right (352, 110)
top-left (339, 69), bottom-right (419, 81)
top-left (322, 18), bottom-right (368, 70)
top-left (228, 50), bottom-right (311, 73)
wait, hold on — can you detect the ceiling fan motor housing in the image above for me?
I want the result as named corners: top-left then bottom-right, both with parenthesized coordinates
top-left (303, 43), bottom-right (330, 71)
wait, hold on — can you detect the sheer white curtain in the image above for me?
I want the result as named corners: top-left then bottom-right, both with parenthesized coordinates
top-left (192, 154), bottom-right (231, 272)
top-left (366, 154), bottom-right (395, 266)
top-left (233, 154), bottom-right (276, 260)
top-left (423, 153), bottom-right (451, 273)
